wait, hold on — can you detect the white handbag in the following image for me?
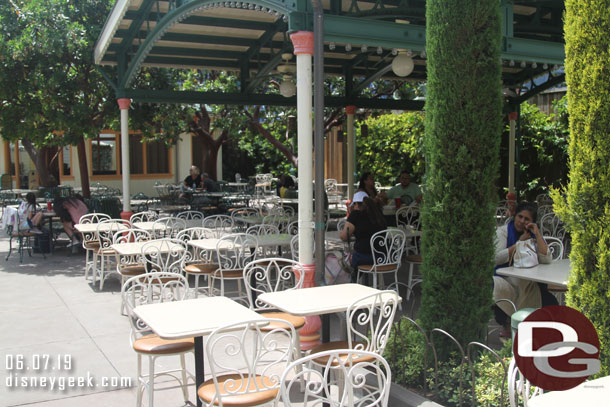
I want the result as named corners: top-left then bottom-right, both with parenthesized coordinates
top-left (512, 239), bottom-right (539, 268)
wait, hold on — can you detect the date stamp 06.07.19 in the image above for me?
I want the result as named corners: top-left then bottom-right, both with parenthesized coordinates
top-left (4, 353), bottom-right (132, 391)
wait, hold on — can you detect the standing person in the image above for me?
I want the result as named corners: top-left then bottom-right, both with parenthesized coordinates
top-left (493, 201), bottom-right (555, 336)
top-left (183, 166), bottom-right (202, 190)
top-left (382, 171), bottom-right (422, 206)
top-left (17, 192), bottom-right (44, 234)
top-left (340, 191), bottom-right (387, 281)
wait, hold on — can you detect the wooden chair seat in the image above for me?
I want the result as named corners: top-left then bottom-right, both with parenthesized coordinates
top-left (357, 263), bottom-right (399, 272)
top-left (197, 374), bottom-right (278, 407)
top-left (405, 254), bottom-right (423, 263)
top-left (84, 241), bottom-right (100, 250)
top-left (309, 341), bottom-right (374, 365)
top-left (11, 231), bottom-right (36, 237)
top-left (97, 247), bottom-right (115, 255)
top-left (133, 334), bottom-right (194, 354)
top-left (216, 269), bottom-right (244, 278)
top-left (259, 311), bottom-right (306, 330)
top-left (119, 265), bottom-right (146, 276)
top-left (185, 263), bottom-right (219, 274)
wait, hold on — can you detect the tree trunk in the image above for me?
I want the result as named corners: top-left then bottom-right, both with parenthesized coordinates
top-left (20, 137), bottom-right (54, 187)
top-left (200, 130), bottom-right (227, 180)
top-left (77, 137), bottom-right (90, 198)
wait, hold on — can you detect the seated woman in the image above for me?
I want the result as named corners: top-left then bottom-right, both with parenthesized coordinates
top-left (493, 201), bottom-right (556, 336)
top-left (340, 191), bottom-right (386, 283)
top-left (17, 192), bottom-right (44, 234)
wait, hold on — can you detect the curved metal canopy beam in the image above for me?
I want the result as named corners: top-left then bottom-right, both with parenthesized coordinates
top-left (118, 0), bottom-right (298, 88)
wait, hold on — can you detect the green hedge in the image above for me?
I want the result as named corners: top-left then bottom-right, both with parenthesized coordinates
top-left (420, 0), bottom-right (502, 355)
top-left (356, 112), bottom-right (425, 185)
top-left (553, 0), bottom-right (610, 376)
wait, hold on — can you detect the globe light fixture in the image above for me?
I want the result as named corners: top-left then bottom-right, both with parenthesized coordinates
top-left (279, 76), bottom-right (296, 97)
top-left (391, 51), bottom-right (414, 77)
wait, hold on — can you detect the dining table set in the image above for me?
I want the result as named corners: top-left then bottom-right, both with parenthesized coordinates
top-left (72, 208), bottom-right (398, 407)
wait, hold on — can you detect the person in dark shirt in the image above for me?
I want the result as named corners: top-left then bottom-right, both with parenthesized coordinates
top-left (339, 191), bottom-right (387, 277)
top-left (183, 166), bottom-right (202, 190)
top-left (201, 172), bottom-right (217, 192)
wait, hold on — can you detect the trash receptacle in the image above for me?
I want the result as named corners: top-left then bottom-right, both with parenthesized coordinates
top-left (511, 307), bottom-right (536, 343)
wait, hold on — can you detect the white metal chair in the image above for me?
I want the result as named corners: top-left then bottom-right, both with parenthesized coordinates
top-left (79, 212), bottom-right (111, 281)
top-left (176, 210), bottom-right (204, 227)
top-left (198, 318), bottom-right (296, 407)
top-left (231, 207), bottom-right (260, 231)
top-left (395, 206), bottom-right (420, 254)
top-left (210, 233), bottom-right (258, 301)
top-left (544, 235), bottom-right (564, 260)
top-left (130, 211), bottom-right (158, 223)
top-left (150, 216), bottom-right (186, 239)
top-left (96, 218), bottom-right (131, 289)
top-left (114, 228), bottom-right (153, 314)
top-left (246, 224), bottom-right (281, 257)
top-left (280, 350), bottom-right (392, 407)
top-left (141, 238), bottom-right (187, 275)
top-left (202, 214), bottom-right (234, 237)
top-left (508, 357), bottom-right (543, 407)
top-left (290, 234), bottom-right (315, 261)
top-left (123, 272), bottom-right (194, 407)
top-left (356, 229), bottom-right (406, 290)
top-left (243, 258), bottom-right (306, 361)
top-left (286, 220), bottom-right (299, 235)
top-left (176, 227), bottom-right (218, 297)
top-left (308, 290), bottom-right (399, 359)
top-left (544, 235), bottom-right (567, 303)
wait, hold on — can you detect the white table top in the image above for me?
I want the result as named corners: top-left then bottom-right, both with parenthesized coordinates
top-left (132, 221), bottom-right (169, 231)
top-left (188, 234), bottom-right (292, 251)
top-left (258, 283), bottom-right (394, 316)
top-left (74, 222), bottom-right (128, 233)
top-left (110, 240), bottom-right (184, 256)
top-left (496, 259), bottom-right (571, 288)
top-left (134, 297), bottom-right (265, 340)
top-left (527, 375), bottom-right (610, 407)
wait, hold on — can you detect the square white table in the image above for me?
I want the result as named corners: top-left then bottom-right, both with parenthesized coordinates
top-left (188, 234), bottom-right (292, 251)
top-left (134, 297), bottom-right (265, 407)
top-left (74, 222), bottom-right (128, 234)
top-left (258, 283), bottom-right (392, 342)
top-left (527, 375), bottom-right (610, 407)
top-left (496, 259), bottom-right (570, 289)
top-left (110, 240), bottom-right (185, 256)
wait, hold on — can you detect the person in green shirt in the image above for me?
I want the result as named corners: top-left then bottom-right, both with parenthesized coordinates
top-left (383, 171), bottom-right (422, 206)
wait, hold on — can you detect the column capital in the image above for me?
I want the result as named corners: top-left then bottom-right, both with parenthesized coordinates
top-left (508, 111), bottom-right (518, 121)
top-left (290, 31), bottom-right (314, 55)
top-left (345, 105), bottom-right (357, 115)
top-left (117, 98), bottom-right (131, 110)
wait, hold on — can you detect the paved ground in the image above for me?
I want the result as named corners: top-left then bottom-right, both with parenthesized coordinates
top-left (0, 237), bottom-right (197, 407)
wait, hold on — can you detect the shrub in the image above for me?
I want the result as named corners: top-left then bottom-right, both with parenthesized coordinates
top-left (356, 112), bottom-right (425, 185)
top-left (553, 0), bottom-right (610, 376)
top-left (420, 0), bottom-right (501, 356)
top-left (385, 318), bottom-right (514, 406)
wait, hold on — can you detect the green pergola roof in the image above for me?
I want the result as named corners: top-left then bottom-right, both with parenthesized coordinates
top-left (95, 0), bottom-right (566, 108)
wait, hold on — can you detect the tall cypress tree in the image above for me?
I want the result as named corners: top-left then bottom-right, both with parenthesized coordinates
top-left (554, 0), bottom-right (610, 376)
top-left (420, 0), bottom-right (502, 353)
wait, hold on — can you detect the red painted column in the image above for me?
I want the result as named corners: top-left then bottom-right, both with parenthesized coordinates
top-left (117, 98), bottom-right (133, 221)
